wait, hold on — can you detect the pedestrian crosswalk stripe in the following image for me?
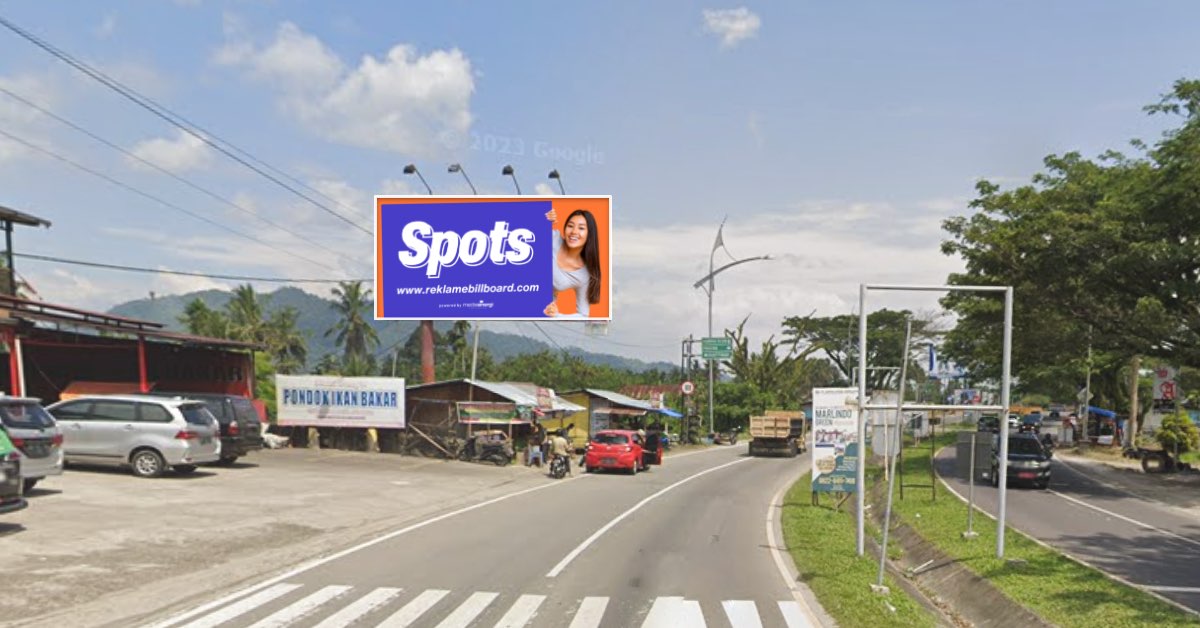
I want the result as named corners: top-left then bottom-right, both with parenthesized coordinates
top-left (642, 596), bottom-right (706, 628)
top-left (778, 601), bottom-right (814, 628)
top-left (493, 594), bottom-right (546, 628)
top-left (246, 585), bottom-right (351, 628)
top-left (434, 591), bottom-right (498, 628)
top-left (376, 589), bottom-right (449, 628)
top-left (566, 596), bottom-right (608, 628)
top-left (723, 600), bottom-right (763, 628)
top-left (177, 583), bottom-right (302, 628)
top-left (312, 587), bottom-right (403, 628)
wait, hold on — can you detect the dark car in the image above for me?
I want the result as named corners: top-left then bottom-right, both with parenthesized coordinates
top-left (977, 414), bottom-right (1001, 433)
top-left (150, 392), bottom-right (263, 465)
top-left (988, 432), bottom-right (1052, 489)
top-left (1020, 412), bottom-right (1044, 434)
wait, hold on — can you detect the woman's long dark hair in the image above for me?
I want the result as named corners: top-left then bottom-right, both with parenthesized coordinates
top-left (565, 209), bottom-right (602, 304)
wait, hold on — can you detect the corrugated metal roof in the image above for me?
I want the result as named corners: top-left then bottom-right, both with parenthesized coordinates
top-left (583, 388), bottom-right (658, 411)
top-left (407, 378), bottom-right (584, 413)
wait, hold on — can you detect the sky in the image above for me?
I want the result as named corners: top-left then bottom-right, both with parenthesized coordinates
top-left (0, 1), bottom-right (1197, 364)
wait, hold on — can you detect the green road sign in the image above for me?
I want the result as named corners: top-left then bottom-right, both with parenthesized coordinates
top-left (701, 337), bottom-right (733, 360)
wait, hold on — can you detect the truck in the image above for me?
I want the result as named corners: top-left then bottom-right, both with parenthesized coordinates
top-left (748, 410), bottom-right (807, 457)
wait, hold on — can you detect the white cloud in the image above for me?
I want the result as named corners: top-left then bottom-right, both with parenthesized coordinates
top-left (96, 14), bottom-right (117, 39)
top-left (215, 22), bottom-right (474, 158)
top-left (128, 130), bottom-right (215, 173)
top-left (703, 7), bottom-right (762, 49)
top-left (0, 74), bottom-right (60, 163)
top-left (534, 182), bottom-right (556, 195)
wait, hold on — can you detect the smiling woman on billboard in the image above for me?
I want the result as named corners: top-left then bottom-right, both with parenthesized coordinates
top-left (544, 208), bottom-right (602, 318)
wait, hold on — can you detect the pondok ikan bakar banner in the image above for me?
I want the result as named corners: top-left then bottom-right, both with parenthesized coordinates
top-left (374, 196), bottom-right (611, 321)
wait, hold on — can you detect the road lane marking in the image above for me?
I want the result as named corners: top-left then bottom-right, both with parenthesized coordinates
top-left (312, 587), bottom-right (403, 628)
top-left (1047, 490), bottom-right (1200, 550)
top-left (377, 589), bottom-right (450, 628)
top-left (434, 591), bottom-right (498, 628)
top-left (176, 583), bottom-right (302, 628)
top-left (493, 594), bottom-right (545, 627)
top-left (146, 475), bottom-right (588, 628)
top-left (246, 585), bottom-right (351, 628)
top-left (722, 600), bottom-right (763, 628)
top-left (642, 597), bottom-right (705, 627)
top-left (547, 457), bottom-right (752, 578)
top-left (765, 464), bottom-right (825, 628)
top-left (566, 596), bottom-right (609, 628)
top-left (779, 601), bottom-right (814, 627)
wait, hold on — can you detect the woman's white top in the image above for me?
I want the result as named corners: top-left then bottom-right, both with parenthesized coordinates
top-left (552, 230), bottom-right (591, 317)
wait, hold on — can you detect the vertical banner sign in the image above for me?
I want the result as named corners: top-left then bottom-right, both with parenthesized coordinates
top-left (276, 375), bottom-right (406, 428)
top-left (1153, 366), bottom-right (1178, 402)
top-left (375, 196), bottom-right (612, 321)
top-left (812, 387), bottom-right (859, 493)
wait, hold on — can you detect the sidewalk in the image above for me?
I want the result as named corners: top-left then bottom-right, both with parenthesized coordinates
top-left (1054, 448), bottom-right (1200, 516)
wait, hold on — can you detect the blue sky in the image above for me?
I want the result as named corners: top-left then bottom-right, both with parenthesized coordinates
top-left (0, 1), bottom-right (1197, 362)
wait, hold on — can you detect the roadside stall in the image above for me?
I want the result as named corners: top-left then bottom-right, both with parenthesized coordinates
top-left (1084, 405), bottom-right (1119, 445)
top-left (549, 388), bottom-right (683, 451)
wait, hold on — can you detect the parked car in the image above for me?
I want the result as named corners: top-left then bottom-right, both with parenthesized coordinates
top-left (584, 429), bottom-right (662, 474)
top-left (977, 414), bottom-right (1000, 433)
top-left (150, 392), bottom-right (262, 465)
top-left (0, 429), bottom-right (27, 514)
top-left (987, 432), bottom-right (1052, 490)
top-left (0, 396), bottom-right (63, 492)
top-left (46, 395), bottom-right (221, 478)
top-left (1007, 414), bottom-right (1021, 429)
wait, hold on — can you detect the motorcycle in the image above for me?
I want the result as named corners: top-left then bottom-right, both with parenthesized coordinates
top-left (549, 454), bottom-right (569, 479)
top-left (457, 431), bottom-right (513, 466)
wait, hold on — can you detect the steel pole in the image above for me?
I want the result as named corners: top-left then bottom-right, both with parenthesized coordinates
top-left (877, 319), bottom-right (912, 587)
top-left (967, 431), bottom-right (976, 536)
top-left (856, 284), bottom-right (868, 556)
top-left (997, 287), bottom-right (1014, 557)
top-left (708, 247), bottom-right (715, 437)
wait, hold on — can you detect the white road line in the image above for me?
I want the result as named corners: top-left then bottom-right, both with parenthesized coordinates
top-left (1047, 489), bottom-right (1200, 550)
top-left (176, 584), bottom-right (302, 628)
top-left (641, 597), bottom-right (705, 628)
top-left (722, 600), bottom-right (763, 628)
top-left (765, 469), bottom-right (825, 628)
top-left (547, 457), bottom-right (752, 577)
top-left (493, 594), bottom-right (545, 628)
top-left (566, 596), bottom-right (609, 628)
top-left (1146, 586), bottom-right (1200, 594)
top-left (312, 587), bottom-right (403, 628)
top-left (376, 589), bottom-right (450, 628)
top-left (434, 592), bottom-right (498, 628)
top-left (146, 477), bottom-right (587, 628)
top-left (246, 585), bottom-right (351, 628)
top-left (778, 601), bottom-right (813, 628)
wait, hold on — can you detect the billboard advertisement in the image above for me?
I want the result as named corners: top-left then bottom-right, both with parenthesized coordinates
top-left (812, 387), bottom-right (859, 494)
top-left (275, 375), bottom-right (406, 428)
top-left (375, 196), bottom-right (611, 320)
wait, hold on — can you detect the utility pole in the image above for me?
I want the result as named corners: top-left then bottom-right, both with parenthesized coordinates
top-left (1127, 355), bottom-right (1141, 448)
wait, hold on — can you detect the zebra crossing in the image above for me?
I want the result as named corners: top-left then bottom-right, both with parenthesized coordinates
top-left (161, 582), bottom-right (816, 628)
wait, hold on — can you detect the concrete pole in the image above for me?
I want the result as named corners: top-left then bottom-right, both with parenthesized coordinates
top-left (856, 284), bottom-right (868, 556)
top-left (996, 287), bottom-right (1014, 558)
top-left (1127, 355), bottom-right (1141, 448)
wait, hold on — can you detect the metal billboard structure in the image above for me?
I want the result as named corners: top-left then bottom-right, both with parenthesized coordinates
top-left (855, 283), bottom-right (1014, 559)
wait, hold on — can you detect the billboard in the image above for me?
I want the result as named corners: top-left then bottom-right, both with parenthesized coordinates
top-left (275, 375), bottom-right (406, 429)
top-left (375, 196), bottom-right (612, 321)
top-left (812, 387), bottom-right (859, 493)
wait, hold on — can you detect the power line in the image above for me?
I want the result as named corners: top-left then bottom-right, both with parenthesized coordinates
top-left (0, 126), bottom-right (337, 272)
top-left (0, 85), bottom-right (366, 270)
top-left (15, 252), bottom-right (369, 284)
top-left (530, 321), bottom-right (567, 353)
top-left (0, 13), bottom-right (370, 235)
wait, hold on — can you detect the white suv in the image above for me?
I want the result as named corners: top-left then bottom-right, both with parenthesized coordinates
top-left (47, 395), bottom-right (221, 478)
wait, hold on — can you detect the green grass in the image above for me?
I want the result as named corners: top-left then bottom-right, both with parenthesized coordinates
top-left (780, 476), bottom-right (937, 628)
top-left (888, 430), bottom-right (1198, 627)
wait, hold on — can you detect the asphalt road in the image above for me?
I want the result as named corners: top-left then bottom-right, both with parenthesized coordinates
top-left (134, 445), bottom-right (822, 628)
top-left (936, 445), bottom-right (1200, 614)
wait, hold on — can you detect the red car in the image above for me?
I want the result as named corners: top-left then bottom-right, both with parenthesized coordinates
top-left (584, 429), bottom-right (662, 474)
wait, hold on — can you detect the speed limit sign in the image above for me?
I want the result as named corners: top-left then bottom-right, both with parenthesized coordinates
top-left (681, 381), bottom-right (695, 395)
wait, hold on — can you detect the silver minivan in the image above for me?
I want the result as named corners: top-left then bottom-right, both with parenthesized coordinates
top-left (0, 396), bottom-right (64, 493)
top-left (47, 395), bottom-right (221, 478)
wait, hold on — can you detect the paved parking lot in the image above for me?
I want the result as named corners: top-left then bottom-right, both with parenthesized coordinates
top-left (0, 449), bottom-right (552, 628)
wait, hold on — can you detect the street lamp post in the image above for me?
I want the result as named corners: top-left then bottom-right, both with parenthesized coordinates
top-left (692, 220), bottom-right (770, 436)
top-left (402, 164), bottom-right (433, 195)
top-left (548, 169), bottom-right (566, 194)
top-left (502, 164), bottom-right (522, 195)
top-left (403, 163), bottom-right (436, 383)
top-left (448, 164), bottom-right (482, 396)
top-left (447, 163), bottom-right (477, 195)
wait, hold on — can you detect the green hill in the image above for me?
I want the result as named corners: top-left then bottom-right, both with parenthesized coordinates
top-left (108, 287), bottom-right (673, 373)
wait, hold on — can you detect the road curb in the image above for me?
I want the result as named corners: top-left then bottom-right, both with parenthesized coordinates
top-left (766, 457), bottom-right (837, 628)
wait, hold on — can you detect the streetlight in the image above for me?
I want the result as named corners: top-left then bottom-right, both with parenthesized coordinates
top-left (502, 164), bottom-right (522, 195)
top-left (548, 169), bottom-right (566, 194)
top-left (448, 163), bottom-right (477, 195)
top-left (692, 219), bottom-right (770, 436)
top-left (402, 164), bottom-right (435, 384)
top-left (403, 164), bottom-right (433, 195)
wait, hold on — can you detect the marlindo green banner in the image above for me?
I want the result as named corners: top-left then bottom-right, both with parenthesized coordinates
top-left (811, 387), bottom-right (859, 493)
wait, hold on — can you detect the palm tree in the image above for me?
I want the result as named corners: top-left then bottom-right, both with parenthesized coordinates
top-left (327, 281), bottom-right (380, 365)
top-left (264, 307), bottom-right (308, 374)
top-left (226, 284), bottom-right (268, 344)
top-left (180, 298), bottom-right (230, 338)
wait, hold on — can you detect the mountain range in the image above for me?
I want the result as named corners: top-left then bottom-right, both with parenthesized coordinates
top-left (108, 287), bottom-right (674, 373)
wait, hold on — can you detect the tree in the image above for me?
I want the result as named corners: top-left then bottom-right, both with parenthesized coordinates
top-left (226, 284), bottom-right (268, 344)
top-left (263, 307), bottom-right (307, 374)
top-left (781, 309), bottom-right (934, 390)
top-left (1155, 411), bottom-right (1199, 454)
top-left (326, 281), bottom-right (380, 365)
top-left (179, 299), bottom-right (229, 338)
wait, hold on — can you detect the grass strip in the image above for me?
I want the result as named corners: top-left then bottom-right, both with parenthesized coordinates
top-left (780, 474), bottom-right (936, 628)
top-left (889, 429), bottom-right (1197, 627)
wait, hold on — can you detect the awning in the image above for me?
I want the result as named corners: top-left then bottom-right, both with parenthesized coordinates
top-left (1087, 406), bottom-right (1117, 419)
top-left (59, 380), bottom-right (143, 400)
top-left (658, 408), bottom-right (683, 418)
top-left (593, 407), bottom-right (648, 416)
